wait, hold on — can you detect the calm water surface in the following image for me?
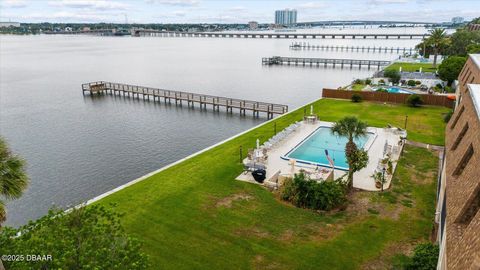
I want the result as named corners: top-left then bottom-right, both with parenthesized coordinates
top-left (0, 30), bottom-right (419, 226)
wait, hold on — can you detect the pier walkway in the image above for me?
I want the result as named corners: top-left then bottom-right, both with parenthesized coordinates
top-left (82, 81), bottom-right (288, 119)
top-left (290, 42), bottom-right (416, 54)
top-left (262, 56), bottom-right (391, 69)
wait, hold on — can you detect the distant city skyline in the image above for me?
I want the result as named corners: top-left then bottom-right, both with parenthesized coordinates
top-left (0, 0), bottom-right (479, 24)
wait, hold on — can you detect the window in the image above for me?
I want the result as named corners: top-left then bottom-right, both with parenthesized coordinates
top-left (451, 123), bottom-right (469, 151)
top-left (450, 106), bottom-right (464, 130)
top-left (453, 144), bottom-right (474, 177)
top-left (455, 183), bottom-right (480, 226)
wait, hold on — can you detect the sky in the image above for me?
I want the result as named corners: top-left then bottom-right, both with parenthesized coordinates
top-left (0, 0), bottom-right (479, 24)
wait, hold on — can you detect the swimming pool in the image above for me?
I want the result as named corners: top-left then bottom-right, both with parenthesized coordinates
top-left (283, 127), bottom-right (375, 170)
top-left (386, 87), bottom-right (415, 94)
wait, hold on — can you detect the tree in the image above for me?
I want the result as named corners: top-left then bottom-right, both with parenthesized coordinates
top-left (438, 56), bottom-right (467, 85)
top-left (447, 29), bottom-right (480, 56)
top-left (425, 29), bottom-right (449, 67)
top-left (0, 205), bottom-right (149, 269)
top-left (384, 69), bottom-right (401, 84)
top-left (0, 137), bottom-right (29, 225)
top-left (331, 117), bottom-right (369, 191)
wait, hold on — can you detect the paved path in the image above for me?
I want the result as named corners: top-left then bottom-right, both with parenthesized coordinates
top-left (405, 140), bottom-right (445, 151)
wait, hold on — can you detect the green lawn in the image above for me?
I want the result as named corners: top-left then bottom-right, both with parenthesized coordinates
top-left (385, 62), bottom-right (437, 73)
top-left (313, 99), bottom-right (447, 145)
top-left (96, 99), bottom-right (445, 269)
top-left (351, 84), bottom-right (366, 91)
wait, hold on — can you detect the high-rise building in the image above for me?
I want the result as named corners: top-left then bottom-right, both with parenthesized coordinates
top-left (274, 9), bottom-right (297, 25)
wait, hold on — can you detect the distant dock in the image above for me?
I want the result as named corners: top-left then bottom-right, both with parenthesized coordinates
top-left (82, 81), bottom-right (288, 119)
top-left (262, 56), bottom-right (391, 69)
top-left (290, 42), bottom-right (416, 54)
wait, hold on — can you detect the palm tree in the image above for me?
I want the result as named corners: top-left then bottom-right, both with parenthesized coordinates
top-left (0, 137), bottom-right (29, 225)
top-left (331, 117), bottom-right (368, 191)
top-left (427, 28), bottom-right (448, 68)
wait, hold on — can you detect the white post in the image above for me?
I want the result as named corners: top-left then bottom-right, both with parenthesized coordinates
top-left (310, 105), bottom-right (313, 115)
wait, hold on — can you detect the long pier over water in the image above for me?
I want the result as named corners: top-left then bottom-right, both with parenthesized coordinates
top-left (133, 30), bottom-right (427, 39)
top-left (262, 56), bottom-right (391, 69)
top-left (82, 81), bottom-right (288, 119)
top-left (290, 42), bottom-right (416, 54)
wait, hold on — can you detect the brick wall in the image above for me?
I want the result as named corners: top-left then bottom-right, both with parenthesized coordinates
top-left (445, 70), bottom-right (480, 268)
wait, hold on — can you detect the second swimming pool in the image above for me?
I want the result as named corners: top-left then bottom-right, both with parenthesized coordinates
top-left (283, 126), bottom-right (374, 170)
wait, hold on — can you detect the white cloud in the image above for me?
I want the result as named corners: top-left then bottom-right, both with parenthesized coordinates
top-left (1, 0), bottom-right (27, 8)
top-left (146, 0), bottom-right (200, 6)
top-left (47, 0), bottom-right (130, 11)
top-left (368, 0), bottom-right (410, 4)
top-left (172, 10), bottom-right (186, 17)
top-left (297, 2), bottom-right (328, 9)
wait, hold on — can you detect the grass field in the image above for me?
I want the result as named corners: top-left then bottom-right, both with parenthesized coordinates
top-left (385, 62), bottom-right (437, 73)
top-left (96, 99), bottom-right (446, 269)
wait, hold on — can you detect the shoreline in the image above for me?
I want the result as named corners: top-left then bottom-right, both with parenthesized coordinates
top-left (72, 99), bottom-right (316, 210)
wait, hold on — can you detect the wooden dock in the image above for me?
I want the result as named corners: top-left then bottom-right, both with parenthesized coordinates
top-left (290, 42), bottom-right (416, 54)
top-left (82, 81), bottom-right (288, 119)
top-left (262, 56), bottom-right (391, 69)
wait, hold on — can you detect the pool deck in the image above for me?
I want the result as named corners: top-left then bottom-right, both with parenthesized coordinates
top-left (236, 120), bottom-right (405, 191)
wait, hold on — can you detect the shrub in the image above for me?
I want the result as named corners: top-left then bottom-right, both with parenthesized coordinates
top-left (379, 79), bottom-right (385, 85)
top-left (353, 79), bottom-right (364, 84)
top-left (384, 69), bottom-right (401, 84)
top-left (444, 110), bottom-right (453, 123)
top-left (444, 86), bottom-right (454, 93)
top-left (351, 93), bottom-right (362, 103)
top-left (377, 88), bottom-right (388, 93)
top-left (365, 78), bottom-right (372, 85)
top-left (415, 80), bottom-right (421, 85)
top-left (404, 243), bottom-right (439, 270)
top-left (407, 94), bottom-right (423, 107)
top-left (281, 173), bottom-right (346, 211)
top-left (436, 83), bottom-right (444, 89)
top-left (407, 80), bottom-right (416, 87)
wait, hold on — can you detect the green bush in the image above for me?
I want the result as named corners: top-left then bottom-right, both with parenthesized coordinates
top-left (379, 79), bottom-right (385, 85)
top-left (407, 94), bottom-right (423, 107)
top-left (365, 78), bottom-right (372, 85)
top-left (444, 86), bottom-right (454, 93)
top-left (351, 93), bottom-right (362, 103)
top-left (407, 80), bottom-right (416, 87)
top-left (377, 88), bottom-right (388, 93)
top-left (404, 243), bottom-right (439, 270)
top-left (353, 79), bottom-right (365, 84)
top-left (281, 173), bottom-right (346, 211)
top-left (415, 80), bottom-right (421, 85)
top-left (384, 69), bottom-right (401, 84)
top-left (436, 83), bottom-right (444, 89)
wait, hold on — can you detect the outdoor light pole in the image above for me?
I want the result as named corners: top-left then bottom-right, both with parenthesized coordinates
top-left (404, 115), bottom-right (408, 130)
top-left (382, 167), bottom-right (386, 192)
top-left (274, 122), bottom-right (277, 135)
top-left (239, 145), bottom-right (243, 163)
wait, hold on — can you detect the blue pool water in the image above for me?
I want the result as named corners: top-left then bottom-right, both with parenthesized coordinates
top-left (284, 127), bottom-right (373, 170)
top-left (387, 87), bottom-right (415, 94)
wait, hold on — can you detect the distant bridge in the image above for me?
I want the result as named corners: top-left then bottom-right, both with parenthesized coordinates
top-left (296, 20), bottom-right (436, 26)
top-left (133, 30), bottom-right (429, 39)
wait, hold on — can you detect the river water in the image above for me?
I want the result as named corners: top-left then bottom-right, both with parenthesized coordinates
top-left (0, 28), bottom-right (423, 226)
